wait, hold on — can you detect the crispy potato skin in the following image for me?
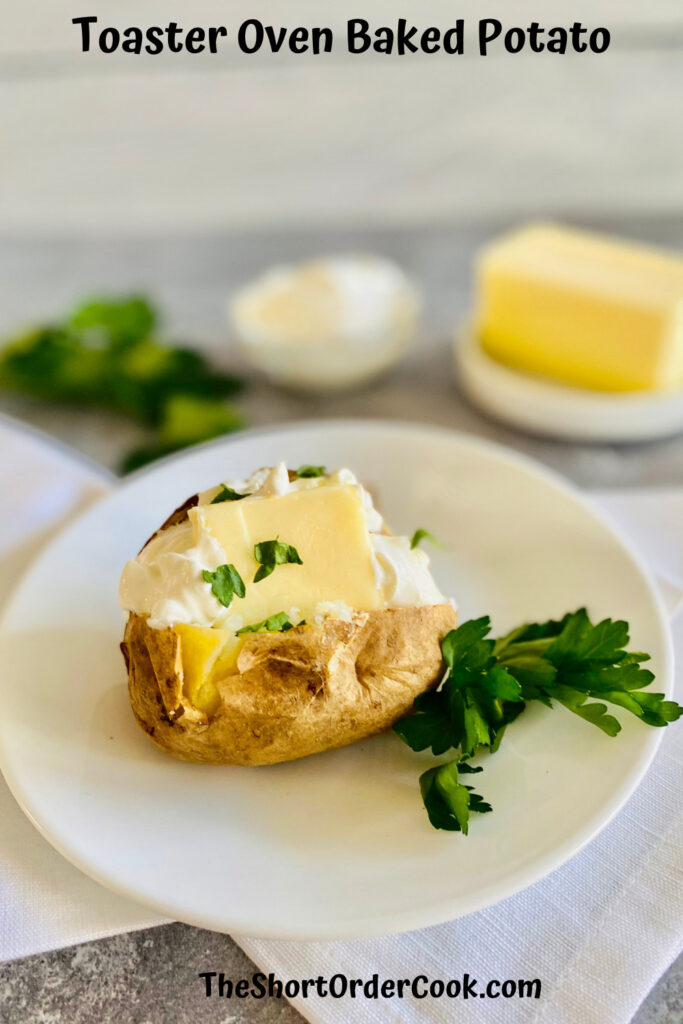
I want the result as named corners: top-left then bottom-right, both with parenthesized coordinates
top-left (123, 604), bottom-right (457, 766)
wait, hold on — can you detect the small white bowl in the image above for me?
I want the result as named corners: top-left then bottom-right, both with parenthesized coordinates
top-left (229, 255), bottom-right (420, 393)
top-left (455, 325), bottom-right (683, 443)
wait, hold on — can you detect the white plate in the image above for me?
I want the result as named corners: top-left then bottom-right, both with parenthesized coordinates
top-left (456, 327), bottom-right (683, 442)
top-left (0, 421), bottom-right (673, 940)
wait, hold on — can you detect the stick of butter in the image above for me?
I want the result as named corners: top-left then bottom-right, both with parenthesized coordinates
top-left (476, 224), bottom-right (683, 392)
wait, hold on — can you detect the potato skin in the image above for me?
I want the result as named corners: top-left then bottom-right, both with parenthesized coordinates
top-left (123, 604), bottom-right (457, 766)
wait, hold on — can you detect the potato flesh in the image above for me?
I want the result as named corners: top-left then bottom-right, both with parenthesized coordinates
top-left (173, 623), bottom-right (234, 713)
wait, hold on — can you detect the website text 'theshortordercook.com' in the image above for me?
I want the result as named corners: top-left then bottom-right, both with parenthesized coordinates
top-left (198, 971), bottom-right (542, 1002)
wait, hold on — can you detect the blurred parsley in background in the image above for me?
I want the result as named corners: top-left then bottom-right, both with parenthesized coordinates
top-left (0, 296), bottom-right (245, 472)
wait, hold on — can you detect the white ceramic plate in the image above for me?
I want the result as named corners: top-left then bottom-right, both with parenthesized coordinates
top-left (456, 327), bottom-right (683, 442)
top-left (0, 421), bottom-right (673, 940)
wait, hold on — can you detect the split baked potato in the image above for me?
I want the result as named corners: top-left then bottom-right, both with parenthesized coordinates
top-left (119, 466), bottom-right (456, 765)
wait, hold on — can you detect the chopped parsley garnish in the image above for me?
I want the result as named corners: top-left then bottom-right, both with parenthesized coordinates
top-left (296, 465), bottom-right (326, 478)
top-left (410, 528), bottom-right (439, 550)
top-left (211, 484), bottom-right (247, 504)
top-left (237, 612), bottom-right (295, 635)
top-left (253, 539), bottom-right (303, 582)
top-left (395, 608), bottom-right (682, 833)
top-left (201, 564), bottom-right (245, 608)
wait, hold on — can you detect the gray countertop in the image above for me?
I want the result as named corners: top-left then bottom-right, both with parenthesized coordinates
top-left (1, 924), bottom-right (680, 1024)
top-left (0, 220), bottom-right (681, 1023)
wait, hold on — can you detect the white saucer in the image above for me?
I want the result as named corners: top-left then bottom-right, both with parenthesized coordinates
top-left (455, 327), bottom-right (683, 442)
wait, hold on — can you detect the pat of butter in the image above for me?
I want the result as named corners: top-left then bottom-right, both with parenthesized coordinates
top-left (189, 484), bottom-right (384, 626)
top-left (476, 224), bottom-right (683, 392)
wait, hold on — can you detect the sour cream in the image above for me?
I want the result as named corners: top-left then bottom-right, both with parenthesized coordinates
top-left (229, 256), bottom-right (420, 392)
top-left (119, 520), bottom-right (228, 630)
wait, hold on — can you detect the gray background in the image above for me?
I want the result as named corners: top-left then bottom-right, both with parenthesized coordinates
top-left (3, 1), bottom-right (683, 234)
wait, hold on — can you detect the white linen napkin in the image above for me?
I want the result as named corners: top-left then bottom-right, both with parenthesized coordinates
top-left (0, 419), bottom-right (680, 1024)
top-left (0, 417), bottom-right (166, 960)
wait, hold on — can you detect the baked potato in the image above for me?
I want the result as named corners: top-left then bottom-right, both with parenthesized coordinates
top-left (119, 464), bottom-right (457, 765)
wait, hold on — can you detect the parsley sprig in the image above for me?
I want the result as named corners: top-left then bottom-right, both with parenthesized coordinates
top-left (395, 608), bottom-right (682, 833)
top-left (0, 295), bottom-right (245, 473)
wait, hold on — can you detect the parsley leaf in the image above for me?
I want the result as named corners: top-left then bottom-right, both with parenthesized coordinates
top-left (545, 608), bottom-right (630, 664)
top-left (396, 617), bottom-right (523, 758)
top-left (202, 564), bottom-right (246, 608)
top-left (296, 465), bottom-right (326, 478)
top-left (393, 689), bottom-right (453, 756)
top-left (456, 761), bottom-right (484, 774)
top-left (496, 609), bottom-right (680, 733)
top-left (442, 616), bottom-right (494, 672)
top-left (419, 760), bottom-right (492, 834)
top-left (410, 528), bottom-right (439, 550)
top-left (68, 296), bottom-right (156, 350)
top-left (237, 612), bottom-right (294, 635)
top-left (211, 484), bottom-right (247, 504)
top-left (253, 539), bottom-right (303, 583)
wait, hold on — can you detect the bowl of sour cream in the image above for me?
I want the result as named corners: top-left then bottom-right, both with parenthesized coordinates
top-left (228, 255), bottom-right (420, 393)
